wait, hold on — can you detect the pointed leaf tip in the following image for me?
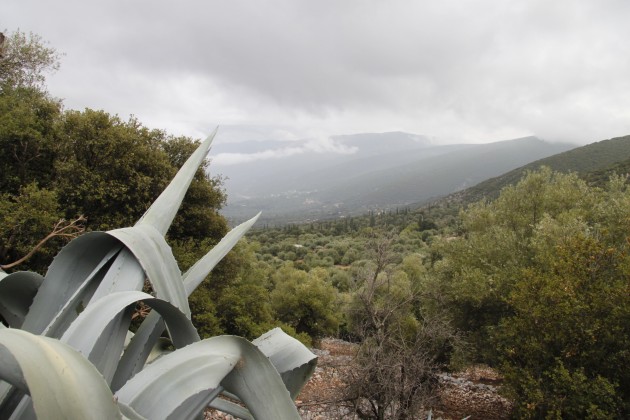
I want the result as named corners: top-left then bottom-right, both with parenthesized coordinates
top-left (183, 212), bottom-right (261, 295)
top-left (136, 128), bottom-right (219, 235)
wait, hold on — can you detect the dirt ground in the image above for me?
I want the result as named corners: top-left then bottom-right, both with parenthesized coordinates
top-left (298, 338), bottom-right (513, 419)
top-left (206, 338), bottom-right (513, 419)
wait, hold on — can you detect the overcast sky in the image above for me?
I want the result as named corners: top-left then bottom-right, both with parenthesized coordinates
top-left (5, 0), bottom-right (630, 147)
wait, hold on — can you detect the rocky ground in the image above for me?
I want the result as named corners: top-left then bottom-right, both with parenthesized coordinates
top-left (296, 338), bottom-right (357, 419)
top-left (207, 338), bottom-right (513, 419)
top-left (434, 366), bottom-right (513, 420)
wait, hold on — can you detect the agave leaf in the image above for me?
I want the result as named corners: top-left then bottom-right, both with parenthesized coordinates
top-left (113, 214), bottom-right (262, 389)
top-left (40, 245), bottom-right (124, 339)
top-left (116, 335), bottom-right (301, 420)
top-left (0, 326), bottom-right (11, 416)
top-left (252, 327), bottom-right (317, 399)
top-left (145, 337), bottom-right (172, 365)
top-left (89, 247), bottom-right (146, 303)
top-left (136, 128), bottom-right (217, 235)
top-left (115, 339), bottom-right (236, 419)
top-left (62, 291), bottom-right (199, 384)
top-left (77, 247), bottom-right (148, 387)
top-left (20, 232), bottom-right (122, 335)
top-left (108, 225), bottom-right (190, 318)
top-left (118, 401), bottom-right (147, 420)
top-left (210, 328), bottom-right (319, 407)
top-left (208, 398), bottom-right (254, 420)
top-left (111, 313), bottom-right (166, 391)
top-left (0, 271), bottom-right (43, 328)
top-left (164, 389), bottom-right (224, 420)
top-left (79, 224), bottom-right (191, 388)
top-left (104, 225), bottom-right (191, 387)
top-left (0, 381), bottom-right (13, 416)
top-left (218, 336), bottom-right (302, 419)
top-left (0, 329), bottom-right (122, 419)
top-left (22, 194), bottom-right (194, 335)
top-left (182, 212), bottom-right (261, 295)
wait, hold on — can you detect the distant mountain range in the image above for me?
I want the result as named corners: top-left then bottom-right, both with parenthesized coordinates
top-left (211, 132), bottom-right (575, 224)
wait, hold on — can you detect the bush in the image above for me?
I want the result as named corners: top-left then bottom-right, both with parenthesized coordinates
top-left (430, 168), bottom-right (630, 416)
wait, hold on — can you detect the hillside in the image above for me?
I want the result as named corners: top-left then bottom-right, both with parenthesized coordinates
top-left (316, 136), bottom-right (571, 212)
top-left (447, 134), bottom-right (630, 205)
top-left (583, 155), bottom-right (630, 186)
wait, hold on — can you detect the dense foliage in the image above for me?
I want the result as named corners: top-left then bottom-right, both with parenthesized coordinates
top-left (246, 212), bottom-right (460, 417)
top-left (246, 166), bottom-right (630, 418)
top-left (429, 168), bottom-right (630, 417)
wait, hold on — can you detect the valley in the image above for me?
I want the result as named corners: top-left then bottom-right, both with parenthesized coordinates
top-left (211, 132), bottom-right (575, 224)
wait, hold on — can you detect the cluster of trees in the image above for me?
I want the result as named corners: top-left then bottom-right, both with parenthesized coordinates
top-left (4, 30), bottom-right (630, 418)
top-left (430, 168), bottom-right (630, 417)
top-left (247, 211), bottom-right (460, 417)
top-left (1, 31), bottom-right (223, 268)
top-left (248, 168), bottom-right (630, 418)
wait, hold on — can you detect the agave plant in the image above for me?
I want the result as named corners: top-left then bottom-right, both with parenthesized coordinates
top-left (0, 129), bottom-right (317, 419)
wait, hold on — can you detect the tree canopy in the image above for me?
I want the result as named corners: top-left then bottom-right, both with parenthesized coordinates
top-left (0, 29), bottom-right (61, 91)
top-left (430, 168), bottom-right (630, 417)
top-left (0, 31), bottom-right (228, 272)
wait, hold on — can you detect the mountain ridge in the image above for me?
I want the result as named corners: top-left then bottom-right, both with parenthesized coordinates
top-left (213, 132), bottom-right (575, 224)
top-left (444, 134), bottom-right (630, 206)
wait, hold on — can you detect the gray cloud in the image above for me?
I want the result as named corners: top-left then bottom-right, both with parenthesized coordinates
top-left (5, 0), bottom-right (630, 145)
top-left (213, 136), bottom-right (358, 166)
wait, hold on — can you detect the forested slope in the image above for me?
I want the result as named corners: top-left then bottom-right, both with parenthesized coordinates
top-left (452, 134), bottom-right (630, 204)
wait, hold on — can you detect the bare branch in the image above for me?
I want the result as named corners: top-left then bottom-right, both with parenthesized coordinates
top-left (0, 215), bottom-right (87, 270)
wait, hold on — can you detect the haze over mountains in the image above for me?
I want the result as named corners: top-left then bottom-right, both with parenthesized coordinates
top-left (211, 132), bottom-right (575, 223)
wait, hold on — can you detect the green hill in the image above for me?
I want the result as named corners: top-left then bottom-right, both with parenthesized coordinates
top-left (583, 155), bottom-right (630, 187)
top-left (449, 134), bottom-right (630, 205)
